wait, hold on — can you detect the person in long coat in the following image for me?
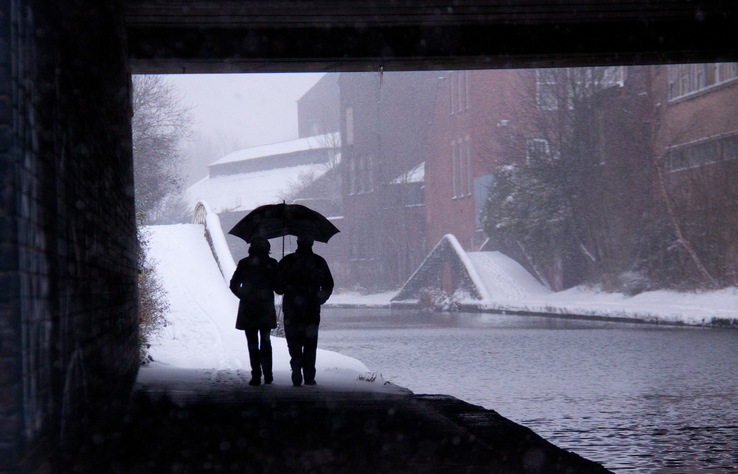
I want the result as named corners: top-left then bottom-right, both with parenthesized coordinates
top-left (275, 234), bottom-right (333, 386)
top-left (230, 237), bottom-right (278, 386)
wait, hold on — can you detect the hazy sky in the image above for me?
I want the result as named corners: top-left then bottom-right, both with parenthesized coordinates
top-left (169, 73), bottom-right (325, 148)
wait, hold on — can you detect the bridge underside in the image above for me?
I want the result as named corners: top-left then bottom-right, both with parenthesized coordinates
top-left (1, 1), bottom-right (735, 472)
top-left (125, 1), bottom-right (738, 74)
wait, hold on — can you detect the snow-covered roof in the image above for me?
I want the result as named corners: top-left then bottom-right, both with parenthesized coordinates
top-left (210, 132), bottom-right (340, 166)
top-left (187, 163), bottom-right (331, 214)
top-left (391, 162), bottom-right (425, 184)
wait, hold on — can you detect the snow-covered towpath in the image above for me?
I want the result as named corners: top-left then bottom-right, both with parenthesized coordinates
top-left (142, 224), bottom-right (401, 392)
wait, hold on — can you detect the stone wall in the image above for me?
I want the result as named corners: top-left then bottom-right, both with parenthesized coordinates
top-left (0, 1), bottom-right (139, 472)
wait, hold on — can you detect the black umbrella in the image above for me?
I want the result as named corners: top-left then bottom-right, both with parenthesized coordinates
top-left (228, 203), bottom-right (340, 244)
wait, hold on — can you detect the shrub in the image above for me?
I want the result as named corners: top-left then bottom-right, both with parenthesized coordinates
top-left (137, 228), bottom-right (169, 364)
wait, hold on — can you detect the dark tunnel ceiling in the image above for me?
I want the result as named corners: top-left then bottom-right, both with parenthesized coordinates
top-left (124, 0), bottom-right (738, 74)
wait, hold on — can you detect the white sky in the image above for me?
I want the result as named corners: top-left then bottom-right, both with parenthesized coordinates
top-left (169, 73), bottom-right (325, 148)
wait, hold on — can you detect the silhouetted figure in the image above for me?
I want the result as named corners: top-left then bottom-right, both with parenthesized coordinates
top-left (276, 234), bottom-right (334, 386)
top-left (230, 237), bottom-right (278, 386)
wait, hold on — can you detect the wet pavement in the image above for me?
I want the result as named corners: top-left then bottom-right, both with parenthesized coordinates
top-left (60, 367), bottom-right (612, 473)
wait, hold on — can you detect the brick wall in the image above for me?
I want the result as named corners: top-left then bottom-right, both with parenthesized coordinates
top-left (1, 1), bottom-right (139, 472)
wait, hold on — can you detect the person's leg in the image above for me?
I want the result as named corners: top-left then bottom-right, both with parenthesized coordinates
top-left (284, 322), bottom-right (303, 386)
top-left (302, 323), bottom-right (319, 385)
top-left (260, 328), bottom-right (273, 384)
top-left (245, 329), bottom-right (261, 385)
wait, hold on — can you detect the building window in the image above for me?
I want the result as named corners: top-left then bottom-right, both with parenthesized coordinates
top-left (450, 71), bottom-right (470, 114)
top-left (465, 71), bottom-right (470, 110)
top-left (345, 107), bottom-right (354, 145)
top-left (406, 184), bottom-right (424, 207)
top-left (526, 138), bottom-right (550, 164)
top-left (536, 69), bottom-right (558, 110)
top-left (668, 132), bottom-right (738, 171)
top-left (458, 141), bottom-right (464, 196)
top-left (366, 155), bottom-right (374, 192)
top-left (449, 73), bottom-right (455, 115)
top-left (668, 62), bottom-right (738, 100)
top-left (357, 156), bottom-right (365, 194)
top-left (451, 141), bottom-right (457, 198)
top-left (348, 152), bottom-right (356, 195)
top-left (466, 138), bottom-right (472, 196)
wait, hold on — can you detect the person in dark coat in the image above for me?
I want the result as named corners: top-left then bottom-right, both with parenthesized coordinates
top-left (230, 236), bottom-right (278, 386)
top-left (275, 234), bottom-right (334, 386)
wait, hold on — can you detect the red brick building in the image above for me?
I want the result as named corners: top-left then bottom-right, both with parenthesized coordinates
top-left (425, 67), bottom-right (657, 289)
top-left (425, 69), bottom-right (525, 254)
top-left (335, 64), bottom-right (738, 291)
top-left (649, 63), bottom-right (738, 285)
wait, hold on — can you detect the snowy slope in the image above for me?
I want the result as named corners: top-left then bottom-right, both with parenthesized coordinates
top-left (466, 251), bottom-right (552, 302)
top-left (144, 224), bottom-right (385, 388)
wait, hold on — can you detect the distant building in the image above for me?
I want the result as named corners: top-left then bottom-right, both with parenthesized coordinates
top-left (187, 133), bottom-right (339, 260)
top-left (338, 71), bottom-right (437, 290)
top-left (297, 74), bottom-right (340, 138)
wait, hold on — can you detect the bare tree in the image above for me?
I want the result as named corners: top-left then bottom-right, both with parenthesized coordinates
top-left (132, 75), bottom-right (193, 224)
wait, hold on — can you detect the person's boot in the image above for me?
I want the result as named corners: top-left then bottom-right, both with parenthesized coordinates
top-left (264, 373), bottom-right (273, 384)
top-left (291, 371), bottom-right (302, 386)
top-left (249, 370), bottom-right (261, 386)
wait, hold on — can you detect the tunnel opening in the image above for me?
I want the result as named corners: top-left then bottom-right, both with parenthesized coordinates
top-left (3, 1), bottom-right (738, 472)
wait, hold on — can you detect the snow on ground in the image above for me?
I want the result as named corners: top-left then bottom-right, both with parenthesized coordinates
top-left (465, 252), bottom-right (737, 325)
top-left (143, 223), bottom-right (405, 393)
top-left (507, 285), bottom-right (738, 325)
top-left (326, 250), bottom-right (737, 326)
top-left (325, 290), bottom-right (399, 307)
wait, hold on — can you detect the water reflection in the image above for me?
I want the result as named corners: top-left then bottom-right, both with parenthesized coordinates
top-left (319, 308), bottom-right (738, 473)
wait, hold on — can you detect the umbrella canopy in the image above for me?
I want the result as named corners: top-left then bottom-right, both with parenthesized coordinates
top-left (229, 203), bottom-right (340, 244)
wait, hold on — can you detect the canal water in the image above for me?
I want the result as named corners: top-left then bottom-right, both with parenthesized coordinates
top-left (318, 308), bottom-right (738, 473)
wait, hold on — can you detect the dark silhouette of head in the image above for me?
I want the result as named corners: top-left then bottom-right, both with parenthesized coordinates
top-left (249, 236), bottom-right (270, 255)
top-left (296, 234), bottom-right (314, 251)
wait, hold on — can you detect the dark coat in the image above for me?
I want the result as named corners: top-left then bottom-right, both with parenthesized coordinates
top-left (230, 253), bottom-right (278, 330)
top-left (276, 248), bottom-right (334, 325)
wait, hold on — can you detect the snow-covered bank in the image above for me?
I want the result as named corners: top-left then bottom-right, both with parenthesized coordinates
top-left (143, 224), bottom-right (404, 394)
top-left (326, 286), bottom-right (738, 327)
top-left (381, 236), bottom-right (737, 326)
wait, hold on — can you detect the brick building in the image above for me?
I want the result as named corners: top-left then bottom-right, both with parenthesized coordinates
top-left (650, 63), bottom-right (738, 285)
top-left (338, 72), bottom-right (437, 290)
top-left (425, 69), bottom-right (525, 255)
top-left (425, 66), bottom-right (658, 290)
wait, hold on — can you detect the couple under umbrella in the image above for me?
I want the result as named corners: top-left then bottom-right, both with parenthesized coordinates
top-left (228, 203), bottom-right (338, 387)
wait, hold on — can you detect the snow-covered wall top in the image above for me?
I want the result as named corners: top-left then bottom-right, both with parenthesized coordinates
top-left (192, 201), bottom-right (236, 282)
